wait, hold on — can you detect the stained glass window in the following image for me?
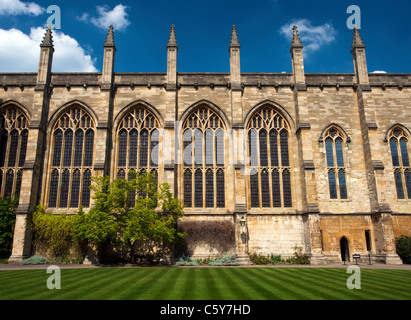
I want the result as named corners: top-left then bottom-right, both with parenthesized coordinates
top-left (182, 106), bottom-right (225, 209)
top-left (0, 106), bottom-right (30, 199)
top-left (324, 128), bottom-right (348, 200)
top-left (48, 107), bottom-right (95, 208)
top-left (247, 106), bottom-right (292, 208)
top-left (389, 128), bottom-right (411, 200)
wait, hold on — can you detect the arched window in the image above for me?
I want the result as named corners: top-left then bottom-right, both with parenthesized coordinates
top-left (47, 107), bottom-right (95, 208)
top-left (324, 127), bottom-right (348, 200)
top-left (115, 106), bottom-right (160, 206)
top-left (247, 106), bottom-right (292, 208)
top-left (389, 128), bottom-right (411, 200)
top-left (0, 106), bottom-right (29, 199)
top-left (182, 106), bottom-right (226, 209)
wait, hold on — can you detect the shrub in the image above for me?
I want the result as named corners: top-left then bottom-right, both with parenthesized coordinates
top-left (293, 245), bottom-right (310, 265)
top-left (396, 235), bottom-right (411, 264)
top-left (270, 254), bottom-right (282, 264)
top-left (208, 255), bottom-right (239, 266)
top-left (0, 196), bottom-right (17, 260)
top-left (22, 255), bottom-right (49, 265)
top-left (174, 256), bottom-right (199, 266)
top-left (250, 253), bottom-right (270, 265)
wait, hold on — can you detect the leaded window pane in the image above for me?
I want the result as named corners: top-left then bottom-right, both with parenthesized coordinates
top-left (400, 138), bottom-right (410, 167)
top-left (0, 131), bottom-right (8, 167)
top-left (84, 130), bottom-right (94, 167)
top-left (63, 130), bottom-right (73, 167)
top-left (405, 170), bottom-right (411, 200)
top-left (129, 130), bottom-right (138, 167)
top-left (4, 170), bottom-right (14, 198)
top-left (394, 169), bottom-right (405, 199)
top-left (261, 170), bottom-right (270, 207)
top-left (194, 129), bottom-right (203, 167)
top-left (48, 170), bottom-right (59, 208)
top-left (118, 130), bottom-right (127, 167)
top-left (205, 129), bottom-right (214, 167)
top-left (70, 170), bottom-right (81, 208)
top-left (184, 170), bottom-right (192, 207)
top-left (283, 169), bottom-right (292, 207)
top-left (139, 130), bottom-right (149, 168)
top-left (390, 138), bottom-right (400, 167)
top-left (150, 129), bottom-right (159, 167)
top-left (216, 129), bottom-right (224, 166)
top-left (7, 130), bottom-right (19, 167)
top-left (82, 169), bottom-right (92, 208)
top-left (328, 170), bottom-right (338, 199)
top-left (52, 130), bottom-right (63, 167)
top-left (74, 131), bottom-right (84, 167)
top-left (326, 138), bottom-right (334, 168)
top-left (272, 170), bottom-right (281, 207)
top-left (335, 138), bottom-right (344, 168)
top-left (184, 130), bottom-right (193, 166)
top-left (216, 169), bottom-right (225, 208)
top-left (250, 171), bottom-right (259, 208)
top-left (59, 170), bottom-right (70, 208)
top-left (194, 170), bottom-right (203, 208)
top-left (205, 169), bottom-right (214, 208)
top-left (18, 130), bottom-right (28, 167)
top-left (338, 170), bottom-right (348, 199)
top-left (270, 130), bottom-right (278, 167)
top-left (280, 131), bottom-right (289, 167)
top-left (259, 131), bottom-right (268, 167)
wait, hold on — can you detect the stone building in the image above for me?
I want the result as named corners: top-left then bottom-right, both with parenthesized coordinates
top-left (1, 24), bottom-right (410, 264)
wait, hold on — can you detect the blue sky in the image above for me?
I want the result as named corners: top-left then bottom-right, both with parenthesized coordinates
top-left (1, 0), bottom-right (411, 74)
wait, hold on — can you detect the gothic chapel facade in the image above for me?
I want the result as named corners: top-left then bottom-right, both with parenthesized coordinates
top-left (1, 24), bottom-right (410, 264)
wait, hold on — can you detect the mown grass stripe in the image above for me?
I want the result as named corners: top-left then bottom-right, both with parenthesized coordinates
top-left (216, 268), bottom-right (255, 300)
top-left (0, 270), bottom-right (46, 299)
top-left (255, 268), bottom-right (321, 300)
top-left (202, 267), bottom-right (224, 300)
top-left (109, 268), bottom-right (174, 300)
top-left (47, 268), bottom-right (121, 300)
top-left (125, 267), bottom-right (177, 300)
top-left (227, 267), bottom-right (283, 300)
top-left (264, 268), bottom-right (347, 300)
top-left (145, 267), bottom-right (183, 300)
top-left (1, 267), bottom-right (410, 300)
top-left (76, 268), bottom-right (139, 300)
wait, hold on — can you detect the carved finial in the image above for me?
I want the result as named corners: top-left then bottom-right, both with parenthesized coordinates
top-left (167, 25), bottom-right (178, 47)
top-left (291, 25), bottom-right (303, 48)
top-left (40, 25), bottom-right (53, 48)
top-left (230, 25), bottom-right (240, 48)
top-left (104, 25), bottom-right (115, 47)
top-left (352, 27), bottom-right (365, 49)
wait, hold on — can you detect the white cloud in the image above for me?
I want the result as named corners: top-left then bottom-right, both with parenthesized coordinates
top-left (280, 19), bottom-right (337, 57)
top-left (372, 70), bottom-right (387, 74)
top-left (78, 4), bottom-right (130, 31)
top-left (0, 0), bottom-right (45, 16)
top-left (0, 27), bottom-right (98, 72)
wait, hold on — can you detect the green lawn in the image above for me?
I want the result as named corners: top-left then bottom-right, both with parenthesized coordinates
top-left (0, 267), bottom-right (410, 300)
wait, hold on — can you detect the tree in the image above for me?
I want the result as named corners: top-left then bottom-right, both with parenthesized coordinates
top-left (73, 171), bottom-right (185, 263)
top-left (0, 196), bottom-right (17, 260)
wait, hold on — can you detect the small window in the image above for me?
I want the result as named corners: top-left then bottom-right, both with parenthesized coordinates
top-left (389, 127), bottom-right (411, 200)
top-left (324, 127), bottom-right (348, 200)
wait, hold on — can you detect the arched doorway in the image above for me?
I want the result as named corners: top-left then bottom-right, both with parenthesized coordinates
top-left (340, 237), bottom-right (350, 262)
